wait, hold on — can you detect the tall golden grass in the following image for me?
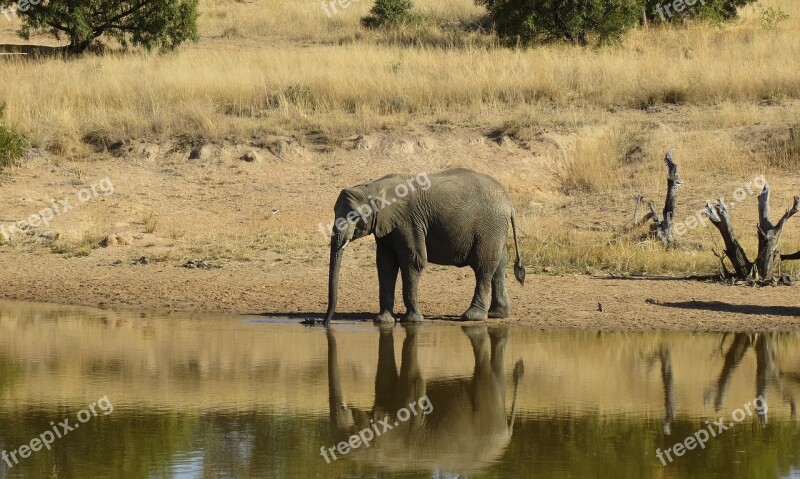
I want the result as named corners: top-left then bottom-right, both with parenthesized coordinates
top-left (0, 0), bottom-right (797, 149)
top-left (0, 0), bottom-right (799, 275)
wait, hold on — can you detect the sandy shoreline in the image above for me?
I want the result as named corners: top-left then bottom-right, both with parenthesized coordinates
top-left (1, 247), bottom-right (798, 331)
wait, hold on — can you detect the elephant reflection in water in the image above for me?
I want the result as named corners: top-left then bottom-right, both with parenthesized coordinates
top-left (707, 332), bottom-right (797, 425)
top-left (326, 325), bottom-right (524, 472)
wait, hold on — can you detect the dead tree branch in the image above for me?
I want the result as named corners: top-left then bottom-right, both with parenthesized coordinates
top-left (650, 149), bottom-right (681, 246)
top-left (633, 194), bottom-right (644, 226)
top-left (704, 199), bottom-right (754, 280)
top-left (632, 149), bottom-right (681, 245)
top-left (704, 182), bottom-right (799, 282)
top-left (781, 250), bottom-right (800, 261)
top-left (755, 184), bottom-right (800, 279)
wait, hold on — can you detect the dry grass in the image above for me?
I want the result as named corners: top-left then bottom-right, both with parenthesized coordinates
top-left (0, 0), bottom-right (797, 149)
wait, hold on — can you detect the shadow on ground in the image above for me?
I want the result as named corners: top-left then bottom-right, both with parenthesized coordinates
top-left (251, 312), bottom-right (374, 321)
top-left (659, 301), bottom-right (800, 317)
top-left (249, 312), bottom-right (465, 323)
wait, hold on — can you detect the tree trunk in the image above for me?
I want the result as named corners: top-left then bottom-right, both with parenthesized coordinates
top-left (754, 333), bottom-right (774, 426)
top-left (704, 199), bottom-right (753, 279)
top-left (633, 194), bottom-right (644, 226)
top-left (754, 184), bottom-right (799, 280)
top-left (650, 149), bottom-right (681, 246)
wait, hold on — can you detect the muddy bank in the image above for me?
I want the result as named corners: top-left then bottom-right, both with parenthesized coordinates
top-left (0, 248), bottom-right (798, 330)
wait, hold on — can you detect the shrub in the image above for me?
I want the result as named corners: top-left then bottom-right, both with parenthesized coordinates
top-left (362, 0), bottom-right (414, 28)
top-left (0, 0), bottom-right (199, 53)
top-left (476, 0), bottom-right (642, 46)
top-left (0, 104), bottom-right (26, 169)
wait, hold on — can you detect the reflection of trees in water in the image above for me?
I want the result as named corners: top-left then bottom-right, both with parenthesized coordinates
top-left (708, 332), bottom-right (797, 425)
top-left (659, 348), bottom-right (677, 435)
top-left (643, 347), bottom-right (677, 435)
top-left (643, 332), bottom-right (798, 436)
top-left (0, 355), bottom-right (19, 392)
top-left (1, 327), bottom-right (800, 478)
top-left (0, 412), bottom-right (199, 478)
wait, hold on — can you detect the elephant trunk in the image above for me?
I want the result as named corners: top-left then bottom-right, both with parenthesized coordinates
top-left (324, 238), bottom-right (346, 324)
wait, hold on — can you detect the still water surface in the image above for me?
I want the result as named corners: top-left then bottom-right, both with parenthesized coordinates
top-left (0, 301), bottom-right (799, 478)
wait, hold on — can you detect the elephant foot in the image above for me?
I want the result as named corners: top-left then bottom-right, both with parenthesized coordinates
top-left (400, 311), bottom-right (424, 323)
top-left (488, 305), bottom-right (510, 319)
top-left (461, 325), bottom-right (488, 337)
top-left (401, 322), bottom-right (423, 335)
top-left (374, 310), bottom-right (396, 325)
top-left (488, 326), bottom-right (510, 340)
top-left (462, 325), bottom-right (489, 349)
top-left (461, 306), bottom-right (489, 321)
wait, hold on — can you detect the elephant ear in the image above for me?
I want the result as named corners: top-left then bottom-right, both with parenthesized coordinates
top-left (371, 174), bottom-right (413, 238)
top-left (339, 187), bottom-right (367, 213)
top-left (335, 187), bottom-right (374, 236)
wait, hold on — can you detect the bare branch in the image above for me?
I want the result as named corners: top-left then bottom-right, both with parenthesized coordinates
top-left (758, 183), bottom-right (773, 232)
top-left (774, 195), bottom-right (800, 234)
top-left (704, 199), bottom-right (752, 279)
top-left (633, 194), bottom-right (644, 226)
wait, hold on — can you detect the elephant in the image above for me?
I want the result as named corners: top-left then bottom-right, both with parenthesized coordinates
top-left (322, 168), bottom-right (526, 325)
top-left (324, 324), bottom-right (524, 472)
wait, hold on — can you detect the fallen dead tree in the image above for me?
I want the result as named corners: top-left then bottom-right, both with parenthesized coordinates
top-left (705, 183), bottom-right (799, 282)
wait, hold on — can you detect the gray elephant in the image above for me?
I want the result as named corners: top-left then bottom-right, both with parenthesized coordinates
top-left (323, 168), bottom-right (525, 324)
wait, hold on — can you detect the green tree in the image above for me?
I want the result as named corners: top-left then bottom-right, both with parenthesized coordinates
top-left (0, 103), bottom-right (26, 170)
top-left (476, 0), bottom-right (642, 46)
top-left (362, 0), bottom-right (414, 27)
top-left (0, 0), bottom-right (199, 53)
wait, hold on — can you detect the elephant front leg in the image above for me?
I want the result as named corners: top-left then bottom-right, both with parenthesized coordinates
top-left (399, 265), bottom-right (424, 323)
top-left (376, 242), bottom-right (399, 324)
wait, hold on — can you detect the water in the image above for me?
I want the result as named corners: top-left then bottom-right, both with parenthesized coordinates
top-left (0, 300), bottom-right (798, 478)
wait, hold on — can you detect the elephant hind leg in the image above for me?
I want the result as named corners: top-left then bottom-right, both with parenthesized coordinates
top-left (489, 327), bottom-right (509, 376)
top-left (489, 247), bottom-right (510, 319)
top-left (462, 264), bottom-right (494, 321)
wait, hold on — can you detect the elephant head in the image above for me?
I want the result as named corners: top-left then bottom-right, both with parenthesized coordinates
top-left (323, 175), bottom-right (417, 324)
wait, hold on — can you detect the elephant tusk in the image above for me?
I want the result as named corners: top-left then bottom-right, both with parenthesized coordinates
top-left (340, 239), bottom-right (350, 251)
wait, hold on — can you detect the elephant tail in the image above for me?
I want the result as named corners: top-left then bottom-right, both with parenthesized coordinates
top-left (511, 211), bottom-right (526, 286)
top-left (508, 359), bottom-right (525, 434)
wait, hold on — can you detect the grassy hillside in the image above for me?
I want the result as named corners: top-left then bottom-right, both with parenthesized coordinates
top-left (0, 1), bottom-right (796, 148)
top-left (0, 0), bottom-right (799, 275)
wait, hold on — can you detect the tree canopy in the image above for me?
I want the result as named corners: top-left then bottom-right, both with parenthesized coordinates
top-left (0, 0), bottom-right (199, 53)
